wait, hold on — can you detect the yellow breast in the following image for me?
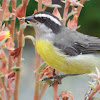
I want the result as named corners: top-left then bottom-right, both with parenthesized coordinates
top-left (36, 40), bottom-right (67, 72)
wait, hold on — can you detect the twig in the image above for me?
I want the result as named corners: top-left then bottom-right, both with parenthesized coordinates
top-left (7, 0), bottom-right (16, 99)
top-left (76, 0), bottom-right (83, 17)
top-left (5, 21), bottom-right (11, 30)
top-left (13, 72), bottom-right (20, 100)
top-left (34, 48), bottom-right (40, 100)
top-left (88, 84), bottom-right (100, 100)
top-left (53, 82), bottom-right (58, 100)
top-left (13, 0), bottom-right (28, 100)
top-left (38, 0), bottom-right (42, 12)
top-left (0, 0), bottom-right (7, 31)
top-left (1, 77), bottom-right (11, 100)
top-left (62, 0), bottom-right (70, 25)
top-left (39, 83), bottom-right (48, 100)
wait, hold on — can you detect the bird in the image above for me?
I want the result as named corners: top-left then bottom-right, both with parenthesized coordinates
top-left (22, 11), bottom-right (100, 75)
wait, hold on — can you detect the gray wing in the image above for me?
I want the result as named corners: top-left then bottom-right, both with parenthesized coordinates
top-left (53, 28), bottom-right (100, 56)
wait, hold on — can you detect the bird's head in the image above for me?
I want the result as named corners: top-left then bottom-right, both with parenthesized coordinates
top-left (23, 11), bottom-right (64, 37)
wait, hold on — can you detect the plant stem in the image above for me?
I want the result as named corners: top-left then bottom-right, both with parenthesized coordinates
top-left (62, 0), bottom-right (70, 25)
top-left (38, 0), bottom-right (42, 11)
top-left (88, 84), bottom-right (100, 100)
top-left (7, 0), bottom-right (16, 99)
top-left (76, 0), bottom-right (83, 17)
top-left (13, 72), bottom-right (20, 100)
top-left (1, 78), bottom-right (11, 100)
top-left (34, 0), bottom-right (42, 100)
top-left (34, 48), bottom-right (40, 100)
top-left (8, 0), bottom-right (16, 74)
top-left (13, 0), bottom-right (28, 99)
top-left (0, 0), bottom-right (7, 31)
top-left (53, 82), bottom-right (58, 100)
top-left (39, 83), bottom-right (48, 100)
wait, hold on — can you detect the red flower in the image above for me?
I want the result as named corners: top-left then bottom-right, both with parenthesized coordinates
top-left (40, 65), bottom-right (53, 78)
top-left (59, 91), bottom-right (74, 100)
top-left (0, 31), bottom-right (10, 41)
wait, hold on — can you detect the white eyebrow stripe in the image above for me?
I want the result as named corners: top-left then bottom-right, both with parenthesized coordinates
top-left (34, 14), bottom-right (62, 26)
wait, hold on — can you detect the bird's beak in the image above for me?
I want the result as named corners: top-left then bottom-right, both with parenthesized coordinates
top-left (20, 16), bottom-right (33, 22)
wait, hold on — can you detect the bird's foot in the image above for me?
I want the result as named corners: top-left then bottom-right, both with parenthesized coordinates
top-left (42, 69), bottom-right (80, 86)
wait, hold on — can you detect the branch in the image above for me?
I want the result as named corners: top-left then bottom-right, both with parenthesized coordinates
top-left (0, 0), bottom-right (7, 31)
top-left (39, 83), bottom-right (48, 100)
top-left (62, 0), bottom-right (70, 25)
top-left (1, 77), bottom-right (11, 100)
top-left (13, 0), bottom-right (29, 100)
top-left (53, 82), bottom-right (58, 100)
top-left (38, 0), bottom-right (42, 11)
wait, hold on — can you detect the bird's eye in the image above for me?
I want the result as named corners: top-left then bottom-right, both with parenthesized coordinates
top-left (41, 17), bottom-right (46, 21)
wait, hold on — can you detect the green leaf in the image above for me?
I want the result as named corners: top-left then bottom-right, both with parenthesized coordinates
top-left (0, 8), bottom-right (3, 11)
top-left (88, 81), bottom-right (96, 92)
top-left (0, 73), bottom-right (3, 77)
top-left (12, 67), bottom-right (21, 73)
top-left (48, 4), bottom-right (62, 8)
top-left (0, 38), bottom-right (8, 49)
top-left (67, 11), bottom-right (77, 19)
top-left (37, 62), bottom-right (47, 74)
top-left (0, 73), bottom-right (4, 79)
top-left (20, 22), bottom-right (27, 29)
top-left (24, 35), bottom-right (35, 46)
top-left (22, 34), bottom-right (25, 47)
top-left (61, 0), bottom-right (66, 3)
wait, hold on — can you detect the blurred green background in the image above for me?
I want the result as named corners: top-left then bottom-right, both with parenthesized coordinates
top-left (1, 0), bottom-right (100, 100)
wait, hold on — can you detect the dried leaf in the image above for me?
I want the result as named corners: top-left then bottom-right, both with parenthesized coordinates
top-left (34, 9), bottom-right (38, 14)
top-left (15, 2), bottom-right (27, 18)
top-left (52, 7), bottom-right (62, 20)
top-left (48, 4), bottom-right (61, 8)
top-left (67, 15), bottom-right (79, 30)
top-left (10, 47), bottom-right (21, 58)
top-left (59, 91), bottom-right (74, 100)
